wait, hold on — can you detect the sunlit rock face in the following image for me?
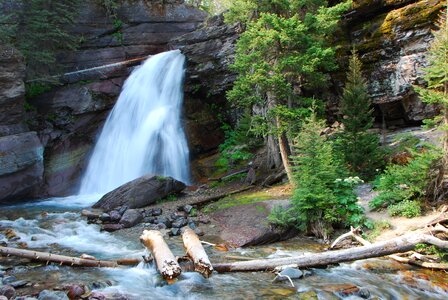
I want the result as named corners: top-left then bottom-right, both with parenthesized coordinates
top-left (329, 0), bottom-right (444, 126)
top-left (0, 46), bottom-right (44, 203)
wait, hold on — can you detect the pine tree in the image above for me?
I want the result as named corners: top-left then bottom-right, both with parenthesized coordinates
top-left (226, 0), bottom-right (351, 182)
top-left (290, 113), bottom-right (339, 240)
top-left (338, 50), bottom-right (383, 179)
top-left (415, 2), bottom-right (448, 200)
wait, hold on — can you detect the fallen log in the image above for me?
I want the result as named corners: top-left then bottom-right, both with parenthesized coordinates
top-left (182, 228), bottom-right (213, 278)
top-left (0, 246), bottom-right (139, 267)
top-left (212, 233), bottom-right (448, 272)
top-left (140, 230), bottom-right (181, 283)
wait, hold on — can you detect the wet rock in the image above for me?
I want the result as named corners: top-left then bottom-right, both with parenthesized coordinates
top-left (2, 276), bottom-right (16, 284)
top-left (155, 216), bottom-right (171, 228)
top-left (0, 285), bottom-right (15, 299)
top-left (9, 280), bottom-right (28, 288)
top-left (102, 224), bottom-right (123, 232)
top-left (357, 288), bottom-right (371, 299)
top-left (88, 291), bottom-right (106, 300)
top-left (155, 223), bottom-right (167, 230)
top-left (99, 213), bottom-right (111, 222)
top-left (38, 290), bottom-right (69, 300)
top-left (274, 268), bottom-right (303, 282)
top-left (66, 284), bottom-right (85, 300)
top-left (150, 208), bottom-right (162, 217)
top-left (92, 175), bottom-right (186, 211)
top-left (323, 284), bottom-right (360, 296)
top-left (172, 217), bottom-right (188, 228)
top-left (194, 228), bottom-right (204, 236)
top-left (183, 205), bottom-right (193, 214)
top-left (210, 200), bottom-right (297, 247)
top-left (187, 221), bottom-right (197, 230)
top-left (198, 216), bottom-right (210, 224)
top-left (169, 228), bottom-right (181, 236)
top-left (143, 216), bottom-right (156, 223)
top-left (81, 209), bottom-right (101, 220)
top-left (109, 210), bottom-right (122, 223)
top-left (0, 296), bottom-right (8, 300)
top-left (297, 290), bottom-right (318, 300)
top-left (119, 209), bottom-right (142, 228)
top-left (117, 206), bottom-right (128, 216)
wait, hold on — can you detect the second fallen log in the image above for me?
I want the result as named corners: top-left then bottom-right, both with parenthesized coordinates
top-left (140, 230), bottom-right (181, 282)
top-left (182, 228), bottom-right (213, 278)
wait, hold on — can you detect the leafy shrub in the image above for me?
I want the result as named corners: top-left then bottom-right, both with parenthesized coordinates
top-left (365, 220), bottom-right (392, 241)
top-left (387, 200), bottom-right (421, 218)
top-left (370, 147), bottom-right (442, 210)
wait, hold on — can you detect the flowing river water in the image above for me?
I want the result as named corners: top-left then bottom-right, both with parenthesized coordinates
top-left (1, 196), bottom-right (447, 299)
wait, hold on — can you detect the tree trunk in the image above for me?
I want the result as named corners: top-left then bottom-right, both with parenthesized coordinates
top-left (182, 228), bottom-right (213, 278)
top-left (212, 233), bottom-right (448, 272)
top-left (276, 117), bottom-right (294, 183)
top-left (0, 246), bottom-right (135, 268)
top-left (140, 230), bottom-right (181, 282)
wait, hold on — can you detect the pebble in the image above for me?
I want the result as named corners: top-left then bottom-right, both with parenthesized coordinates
top-left (151, 208), bottom-right (162, 216)
top-left (172, 218), bottom-right (188, 228)
top-left (183, 205), bottom-right (193, 214)
top-left (99, 213), bottom-right (111, 222)
top-left (0, 285), bottom-right (16, 300)
top-left (274, 268), bottom-right (303, 282)
top-left (155, 216), bottom-right (171, 228)
top-left (9, 280), bottom-right (28, 288)
top-left (169, 228), bottom-right (181, 236)
top-left (67, 284), bottom-right (85, 299)
top-left (109, 211), bottom-right (122, 223)
top-left (2, 276), bottom-right (16, 284)
top-left (38, 290), bottom-right (69, 300)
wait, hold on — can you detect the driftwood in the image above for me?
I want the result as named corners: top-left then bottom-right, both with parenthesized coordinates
top-left (140, 230), bottom-right (181, 283)
top-left (0, 246), bottom-right (141, 267)
top-left (182, 228), bottom-right (213, 278)
top-left (213, 233), bottom-right (448, 272)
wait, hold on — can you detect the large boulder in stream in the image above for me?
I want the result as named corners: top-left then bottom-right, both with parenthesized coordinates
top-left (210, 200), bottom-right (297, 247)
top-left (92, 175), bottom-right (186, 211)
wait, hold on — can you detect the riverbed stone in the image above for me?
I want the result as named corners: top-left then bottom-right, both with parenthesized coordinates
top-left (0, 296), bottom-right (7, 300)
top-left (210, 200), bottom-right (297, 247)
top-left (102, 224), bottom-right (123, 232)
top-left (119, 209), bottom-right (142, 228)
top-left (169, 228), bottom-right (181, 236)
top-left (274, 268), bottom-right (303, 282)
top-left (38, 290), bottom-right (69, 300)
top-left (109, 210), bottom-right (122, 223)
top-left (155, 216), bottom-right (171, 228)
top-left (92, 175), bottom-right (186, 211)
top-left (172, 217), bottom-right (188, 228)
top-left (0, 285), bottom-right (15, 299)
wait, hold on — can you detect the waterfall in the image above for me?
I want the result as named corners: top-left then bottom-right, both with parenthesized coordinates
top-left (79, 50), bottom-right (190, 195)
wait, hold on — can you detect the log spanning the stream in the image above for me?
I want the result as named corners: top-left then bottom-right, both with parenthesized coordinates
top-left (0, 246), bottom-right (140, 267)
top-left (140, 230), bottom-right (182, 282)
top-left (182, 228), bottom-right (213, 278)
top-left (26, 56), bottom-right (150, 85)
top-left (212, 233), bottom-right (448, 272)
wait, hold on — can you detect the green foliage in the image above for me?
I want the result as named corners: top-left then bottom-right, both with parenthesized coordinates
top-left (226, 1), bottom-right (351, 171)
top-left (25, 82), bottom-right (53, 99)
top-left (215, 113), bottom-right (261, 172)
top-left (387, 200), bottom-right (421, 218)
top-left (370, 147), bottom-right (442, 209)
top-left (185, 0), bottom-right (230, 15)
top-left (365, 220), bottom-right (391, 241)
top-left (269, 113), bottom-right (365, 239)
top-left (4, 0), bottom-right (82, 80)
top-left (415, 7), bottom-right (448, 140)
top-left (415, 243), bottom-right (448, 262)
top-left (336, 50), bottom-right (384, 179)
top-left (202, 190), bottom-right (273, 213)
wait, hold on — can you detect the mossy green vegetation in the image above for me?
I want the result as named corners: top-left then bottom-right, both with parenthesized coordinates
top-left (370, 146), bottom-right (442, 211)
top-left (202, 190), bottom-right (276, 213)
top-left (387, 200), bottom-right (421, 218)
top-left (365, 220), bottom-right (392, 241)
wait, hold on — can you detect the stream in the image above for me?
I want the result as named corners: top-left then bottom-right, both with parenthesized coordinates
top-left (1, 196), bottom-right (447, 299)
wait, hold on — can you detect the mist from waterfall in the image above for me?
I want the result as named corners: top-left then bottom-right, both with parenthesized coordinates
top-left (79, 50), bottom-right (190, 195)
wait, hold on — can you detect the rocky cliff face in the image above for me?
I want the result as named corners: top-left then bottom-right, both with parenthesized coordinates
top-left (0, 46), bottom-right (44, 203)
top-left (329, 0), bottom-right (443, 126)
top-left (22, 0), bottom-right (208, 197)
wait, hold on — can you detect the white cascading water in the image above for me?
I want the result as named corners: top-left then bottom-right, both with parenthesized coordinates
top-left (79, 50), bottom-right (190, 195)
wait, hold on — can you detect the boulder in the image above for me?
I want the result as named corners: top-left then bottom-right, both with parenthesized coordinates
top-left (210, 200), bottom-right (297, 247)
top-left (119, 209), bottom-right (143, 228)
top-left (92, 175), bottom-right (186, 211)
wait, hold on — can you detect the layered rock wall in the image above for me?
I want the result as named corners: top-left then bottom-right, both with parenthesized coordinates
top-left (0, 46), bottom-right (44, 203)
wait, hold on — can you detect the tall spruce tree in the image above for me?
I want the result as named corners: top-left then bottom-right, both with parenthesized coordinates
top-left (338, 50), bottom-right (383, 179)
top-left (415, 2), bottom-right (448, 200)
top-left (226, 0), bottom-right (351, 182)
